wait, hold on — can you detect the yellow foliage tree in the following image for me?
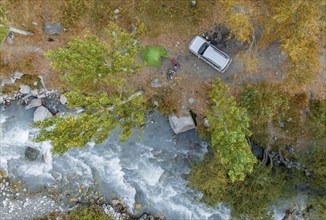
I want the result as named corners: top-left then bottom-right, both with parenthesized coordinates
top-left (261, 0), bottom-right (323, 86)
top-left (221, 0), bottom-right (324, 85)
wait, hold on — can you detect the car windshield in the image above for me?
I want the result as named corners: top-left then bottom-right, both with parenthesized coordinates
top-left (198, 42), bottom-right (209, 55)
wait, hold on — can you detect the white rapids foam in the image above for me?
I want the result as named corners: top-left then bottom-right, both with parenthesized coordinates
top-left (1, 106), bottom-right (232, 219)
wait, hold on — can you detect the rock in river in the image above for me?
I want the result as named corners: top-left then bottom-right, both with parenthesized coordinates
top-left (25, 99), bottom-right (42, 109)
top-left (169, 113), bottom-right (196, 134)
top-left (25, 147), bottom-right (40, 161)
top-left (33, 106), bottom-right (53, 122)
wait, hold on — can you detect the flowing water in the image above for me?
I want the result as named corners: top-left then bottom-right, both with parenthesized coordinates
top-left (0, 104), bottom-right (231, 219)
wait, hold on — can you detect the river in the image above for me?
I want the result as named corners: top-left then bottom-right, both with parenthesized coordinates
top-left (0, 103), bottom-right (231, 219)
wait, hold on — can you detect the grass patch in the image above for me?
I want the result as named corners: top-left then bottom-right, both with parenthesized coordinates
top-left (61, 0), bottom-right (88, 27)
top-left (0, 0), bottom-right (9, 43)
top-left (37, 205), bottom-right (113, 220)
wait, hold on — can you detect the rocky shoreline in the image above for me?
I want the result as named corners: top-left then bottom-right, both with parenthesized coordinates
top-left (1, 169), bottom-right (162, 220)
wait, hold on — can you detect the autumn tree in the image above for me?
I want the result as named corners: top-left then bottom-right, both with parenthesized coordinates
top-left (221, 0), bottom-right (324, 84)
top-left (221, 0), bottom-right (259, 72)
top-left (33, 23), bottom-right (146, 155)
top-left (261, 0), bottom-right (323, 86)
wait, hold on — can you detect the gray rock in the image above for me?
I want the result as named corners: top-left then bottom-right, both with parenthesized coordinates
top-left (191, 0), bottom-right (197, 7)
top-left (151, 79), bottom-right (162, 88)
top-left (33, 106), bottom-right (53, 122)
top-left (278, 119), bottom-right (285, 128)
top-left (7, 31), bottom-right (14, 45)
top-left (153, 101), bottom-right (159, 107)
top-left (0, 96), bottom-right (4, 104)
top-left (12, 71), bottom-right (23, 80)
top-left (114, 8), bottom-right (120, 14)
top-left (203, 117), bottom-right (210, 128)
top-left (295, 183), bottom-right (310, 191)
top-left (102, 204), bottom-right (115, 216)
top-left (169, 113), bottom-right (196, 134)
top-left (139, 213), bottom-right (155, 220)
top-left (31, 89), bottom-right (39, 96)
top-left (59, 94), bottom-right (67, 105)
top-left (38, 76), bottom-right (46, 88)
top-left (251, 144), bottom-right (264, 160)
top-left (44, 22), bottom-right (62, 34)
top-left (1, 79), bottom-right (12, 86)
top-left (111, 199), bottom-right (121, 207)
top-left (51, 172), bottom-right (62, 180)
top-left (37, 94), bottom-right (46, 99)
top-left (25, 99), bottom-right (42, 109)
top-left (20, 85), bottom-right (31, 94)
top-left (22, 94), bottom-right (32, 101)
top-left (25, 147), bottom-right (40, 161)
top-left (188, 98), bottom-right (195, 105)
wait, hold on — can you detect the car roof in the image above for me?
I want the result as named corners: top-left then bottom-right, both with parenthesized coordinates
top-left (203, 46), bottom-right (229, 69)
top-left (189, 36), bottom-right (207, 53)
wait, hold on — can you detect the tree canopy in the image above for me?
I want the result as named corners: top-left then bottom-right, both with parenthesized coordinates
top-left (33, 23), bottom-right (146, 155)
top-left (222, 0), bottom-right (324, 85)
top-left (206, 79), bottom-right (257, 181)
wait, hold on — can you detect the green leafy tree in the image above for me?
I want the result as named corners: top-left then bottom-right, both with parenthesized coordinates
top-left (207, 79), bottom-right (257, 182)
top-left (33, 23), bottom-right (145, 155)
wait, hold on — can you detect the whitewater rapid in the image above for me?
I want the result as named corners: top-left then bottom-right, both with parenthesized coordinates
top-left (0, 104), bottom-right (231, 219)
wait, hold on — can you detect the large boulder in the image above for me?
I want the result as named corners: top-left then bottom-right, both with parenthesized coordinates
top-left (25, 147), bottom-right (40, 161)
top-left (25, 99), bottom-right (42, 109)
top-left (33, 106), bottom-right (53, 122)
top-left (169, 113), bottom-right (196, 134)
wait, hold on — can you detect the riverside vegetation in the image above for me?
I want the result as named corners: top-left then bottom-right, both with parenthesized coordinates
top-left (1, 0), bottom-right (325, 219)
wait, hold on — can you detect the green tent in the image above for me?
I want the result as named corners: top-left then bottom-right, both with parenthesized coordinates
top-left (141, 46), bottom-right (169, 67)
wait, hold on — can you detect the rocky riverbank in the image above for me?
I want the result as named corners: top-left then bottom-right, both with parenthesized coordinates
top-left (1, 158), bottom-right (163, 220)
top-left (0, 85), bottom-right (166, 220)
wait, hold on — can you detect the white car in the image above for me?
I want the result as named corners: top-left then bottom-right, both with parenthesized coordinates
top-left (189, 36), bottom-right (232, 73)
